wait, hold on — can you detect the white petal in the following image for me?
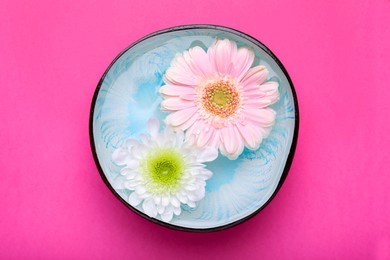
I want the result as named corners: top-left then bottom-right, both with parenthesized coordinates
top-left (135, 185), bottom-right (146, 195)
top-left (184, 133), bottom-right (196, 147)
top-left (187, 200), bottom-right (196, 208)
top-left (157, 204), bottom-right (165, 214)
top-left (124, 180), bottom-right (139, 189)
top-left (128, 192), bottom-right (142, 207)
top-left (176, 192), bottom-right (188, 204)
top-left (198, 169), bottom-right (213, 180)
top-left (112, 148), bottom-right (130, 165)
top-left (173, 130), bottom-right (185, 147)
top-left (170, 196), bottom-right (180, 208)
top-left (197, 146), bottom-right (218, 162)
top-left (112, 176), bottom-right (126, 189)
top-left (142, 198), bottom-right (157, 217)
top-left (161, 195), bottom-right (170, 206)
top-left (173, 206), bottom-right (181, 216)
top-left (140, 134), bottom-right (149, 145)
top-left (188, 190), bottom-right (202, 201)
top-left (163, 125), bottom-right (175, 138)
top-left (133, 144), bottom-right (148, 159)
top-left (125, 138), bottom-right (138, 148)
top-left (147, 118), bottom-right (159, 138)
top-left (122, 160), bottom-right (139, 170)
top-left (160, 205), bottom-right (174, 222)
top-left (185, 183), bottom-right (198, 191)
top-left (153, 196), bottom-right (161, 205)
top-left (193, 187), bottom-right (206, 201)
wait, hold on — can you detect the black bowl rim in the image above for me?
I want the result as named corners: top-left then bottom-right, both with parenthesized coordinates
top-left (89, 24), bottom-right (299, 232)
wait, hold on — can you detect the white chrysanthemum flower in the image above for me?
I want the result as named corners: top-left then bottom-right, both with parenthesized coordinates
top-left (112, 118), bottom-right (218, 222)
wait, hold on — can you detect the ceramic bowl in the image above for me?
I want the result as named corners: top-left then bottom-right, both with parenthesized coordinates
top-left (90, 25), bottom-right (299, 232)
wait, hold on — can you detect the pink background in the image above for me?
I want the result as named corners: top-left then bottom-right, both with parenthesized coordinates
top-left (1, 0), bottom-right (389, 259)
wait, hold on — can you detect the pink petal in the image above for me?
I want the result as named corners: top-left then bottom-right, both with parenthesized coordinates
top-left (185, 120), bottom-right (201, 138)
top-left (234, 130), bottom-right (245, 158)
top-left (207, 128), bottom-right (221, 149)
top-left (260, 81), bottom-right (279, 92)
top-left (220, 123), bottom-right (243, 157)
top-left (161, 98), bottom-right (195, 111)
top-left (259, 81), bottom-right (279, 103)
top-left (244, 108), bottom-right (276, 127)
top-left (236, 123), bottom-right (263, 150)
top-left (165, 107), bottom-right (197, 127)
top-left (245, 98), bottom-right (274, 108)
top-left (244, 89), bottom-right (274, 108)
top-left (164, 68), bottom-right (199, 86)
top-left (231, 47), bottom-right (255, 80)
top-left (208, 39), bottom-right (237, 75)
top-left (176, 112), bottom-right (199, 131)
top-left (196, 120), bottom-right (215, 147)
top-left (159, 85), bottom-right (194, 97)
top-left (179, 93), bottom-right (198, 101)
top-left (244, 88), bottom-right (267, 99)
top-left (188, 46), bottom-right (213, 77)
top-left (218, 138), bottom-right (229, 158)
top-left (164, 53), bottom-right (201, 86)
top-left (240, 65), bottom-right (269, 88)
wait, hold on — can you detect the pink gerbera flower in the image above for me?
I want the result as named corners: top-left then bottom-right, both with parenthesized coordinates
top-left (160, 39), bottom-right (279, 159)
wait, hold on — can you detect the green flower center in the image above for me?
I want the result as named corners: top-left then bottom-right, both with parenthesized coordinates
top-left (140, 148), bottom-right (185, 195)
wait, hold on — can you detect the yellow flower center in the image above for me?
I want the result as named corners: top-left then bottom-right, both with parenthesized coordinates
top-left (200, 80), bottom-right (241, 118)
